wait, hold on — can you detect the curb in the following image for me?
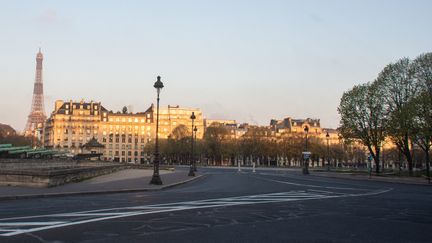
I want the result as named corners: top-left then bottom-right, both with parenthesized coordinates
top-left (0, 174), bottom-right (205, 201)
top-left (312, 173), bottom-right (431, 186)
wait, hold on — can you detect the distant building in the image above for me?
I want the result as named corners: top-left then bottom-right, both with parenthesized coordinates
top-left (44, 100), bottom-right (203, 163)
top-left (270, 117), bottom-right (322, 135)
top-left (156, 105), bottom-right (204, 140)
top-left (204, 119), bottom-right (237, 127)
top-left (320, 128), bottom-right (340, 145)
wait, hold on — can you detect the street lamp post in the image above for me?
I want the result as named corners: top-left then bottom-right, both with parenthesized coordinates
top-left (302, 126), bottom-right (310, 175)
top-left (193, 126), bottom-right (198, 172)
top-left (150, 76), bottom-right (164, 185)
top-left (188, 112), bottom-right (196, 176)
top-left (326, 131), bottom-right (330, 171)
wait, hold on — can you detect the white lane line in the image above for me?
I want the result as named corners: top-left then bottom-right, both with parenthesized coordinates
top-left (0, 222), bottom-right (66, 226)
top-left (252, 174), bottom-right (392, 191)
top-left (55, 213), bottom-right (139, 217)
top-left (256, 172), bottom-right (375, 191)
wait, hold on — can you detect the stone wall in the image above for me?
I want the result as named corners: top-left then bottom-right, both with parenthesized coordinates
top-left (0, 158), bottom-right (172, 187)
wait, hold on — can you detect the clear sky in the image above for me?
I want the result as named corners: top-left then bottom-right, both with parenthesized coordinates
top-left (1, 0), bottom-right (431, 132)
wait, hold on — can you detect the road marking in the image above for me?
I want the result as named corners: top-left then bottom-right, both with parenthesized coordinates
top-left (0, 222), bottom-right (66, 226)
top-left (0, 188), bottom-right (391, 237)
top-left (251, 173), bottom-right (391, 191)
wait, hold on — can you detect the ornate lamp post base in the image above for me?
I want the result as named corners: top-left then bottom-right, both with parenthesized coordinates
top-left (188, 165), bottom-right (195, 176)
top-left (150, 174), bottom-right (163, 185)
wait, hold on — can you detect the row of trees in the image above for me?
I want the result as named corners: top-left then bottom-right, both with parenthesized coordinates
top-left (145, 124), bottom-right (362, 168)
top-left (338, 53), bottom-right (431, 175)
top-left (0, 135), bottom-right (32, 147)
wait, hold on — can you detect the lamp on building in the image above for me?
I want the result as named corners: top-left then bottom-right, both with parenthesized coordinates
top-left (326, 131), bottom-right (330, 171)
top-left (193, 126), bottom-right (198, 172)
top-left (188, 112), bottom-right (196, 176)
top-left (150, 76), bottom-right (164, 185)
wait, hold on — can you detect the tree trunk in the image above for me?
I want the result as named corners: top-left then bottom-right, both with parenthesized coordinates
top-left (374, 148), bottom-right (380, 174)
top-left (367, 146), bottom-right (380, 173)
top-left (403, 141), bottom-right (413, 176)
top-left (425, 147), bottom-right (430, 184)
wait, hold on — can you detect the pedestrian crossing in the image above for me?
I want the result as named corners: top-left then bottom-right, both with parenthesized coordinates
top-left (0, 188), bottom-right (391, 237)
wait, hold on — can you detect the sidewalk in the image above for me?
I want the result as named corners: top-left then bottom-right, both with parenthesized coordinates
top-left (312, 171), bottom-right (431, 185)
top-left (0, 169), bottom-right (203, 201)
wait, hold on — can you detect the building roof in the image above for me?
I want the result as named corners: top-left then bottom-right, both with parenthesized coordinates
top-left (54, 100), bottom-right (108, 115)
top-left (82, 137), bottom-right (105, 148)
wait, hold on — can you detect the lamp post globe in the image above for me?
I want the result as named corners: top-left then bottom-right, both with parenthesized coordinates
top-left (150, 76), bottom-right (164, 185)
top-left (188, 112), bottom-right (196, 176)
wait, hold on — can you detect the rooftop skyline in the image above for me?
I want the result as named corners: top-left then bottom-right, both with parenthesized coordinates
top-left (1, 0), bottom-right (431, 131)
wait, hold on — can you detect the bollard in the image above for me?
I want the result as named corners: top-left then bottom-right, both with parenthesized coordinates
top-left (238, 162), bottom-right (241, 172)
top-left (252, 162), bottom-right (256, 173)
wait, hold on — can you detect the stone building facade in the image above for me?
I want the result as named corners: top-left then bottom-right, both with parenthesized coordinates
top-left (44, 100), bottom-right (203, 163)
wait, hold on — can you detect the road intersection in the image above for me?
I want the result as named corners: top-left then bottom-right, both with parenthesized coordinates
top-left (0, 167), bottom-right (430, 242)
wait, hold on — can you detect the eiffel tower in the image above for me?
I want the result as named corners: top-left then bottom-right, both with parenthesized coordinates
top-left (24, 48), bottom-right (46, 137)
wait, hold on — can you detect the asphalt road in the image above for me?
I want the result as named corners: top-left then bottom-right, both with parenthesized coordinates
top-left (0, 167), bottom-right (431, 243)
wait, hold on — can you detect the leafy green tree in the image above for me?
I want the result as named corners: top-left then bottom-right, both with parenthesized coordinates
top-left (409, 92), bottom-right (431, 181)
top-left (410, 53), bottom-right (432, 181)
top-left (377, 58), bottom-right (421, 175)
top-left (338, 83), bottom-right (387, 173)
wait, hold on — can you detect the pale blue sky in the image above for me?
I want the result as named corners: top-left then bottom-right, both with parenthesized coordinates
top-left (1, 0), bottom-right (431, 131)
